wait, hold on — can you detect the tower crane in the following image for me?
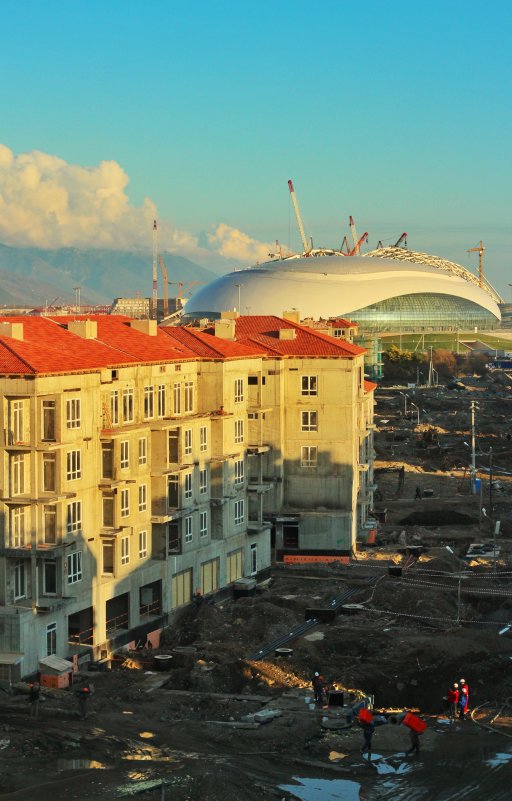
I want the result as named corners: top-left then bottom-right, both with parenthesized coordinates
top-left (168, 281), bottom-right (205, 302)
top-left (467, 240), bottom-right (485, 288)
top-left (287, 179), bottom-right (309, 254)
top-left (158, 255), bottom-right (169, 318)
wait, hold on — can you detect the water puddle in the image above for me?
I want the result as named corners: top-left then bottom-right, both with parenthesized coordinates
top-left (485, 751), bottom-right (512, 768)
top-left (279, 776), bottom-right (361, 800)
top-left (57, 758), bottom-right (109, 770)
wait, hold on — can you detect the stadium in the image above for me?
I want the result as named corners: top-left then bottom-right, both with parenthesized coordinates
top-left (184, 246), bottom-right (502, 332)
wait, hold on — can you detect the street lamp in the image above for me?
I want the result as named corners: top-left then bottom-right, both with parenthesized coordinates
top-left (410, 401), bottom-right (420, 426)
top-left (399, 391), bottom-right (408, 416)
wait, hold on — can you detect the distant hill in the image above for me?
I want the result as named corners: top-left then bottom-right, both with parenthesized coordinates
top-left (0, 243), bottom-right (217, 307)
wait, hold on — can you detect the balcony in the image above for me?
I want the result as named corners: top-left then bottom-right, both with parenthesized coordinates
top-left (247, 521), bottom-right (271, 535)
top-left (247, 444), bottom-right (270, 455)
top-left (247, 480), bottom-right (273, 494)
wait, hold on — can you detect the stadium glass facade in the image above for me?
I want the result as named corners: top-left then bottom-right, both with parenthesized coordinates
top-left (349, 293), bottom-right (499, 333)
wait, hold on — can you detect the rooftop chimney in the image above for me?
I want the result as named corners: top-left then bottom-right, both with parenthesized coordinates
top-left (215, 318), bottom-right (236, 340)
top-left (220, 310), bottom-right (240, 320)
top-left (282, 310), bottom-right (301, 324)
top-left (279, 328), bottom-right (297, 340)
top-left (130, 319), bottom-right (158, 336)
top-left (0, 322), bottom-right (24, 341)
top-left (67, 320), bottom-right (97, 340)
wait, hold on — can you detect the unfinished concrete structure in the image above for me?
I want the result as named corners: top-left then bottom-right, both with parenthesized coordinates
top-left (0, 314), bottom-right (374, 677)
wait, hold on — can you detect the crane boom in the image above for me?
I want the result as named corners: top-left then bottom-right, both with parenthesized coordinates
top-left (467, 240), bottom-right (485, 288)
top-left (288, 179), bottom-right (309, 253)
top-left (349, 216), bottom-right (362, 254)
top-left (158, 255), bottom-right (169, 318)
top-left (394, 232), bottom-right (408, 248)
top-left (348, 232), bottom-right (368, 256)
top-left (152, 220), bottom-right (158, 319)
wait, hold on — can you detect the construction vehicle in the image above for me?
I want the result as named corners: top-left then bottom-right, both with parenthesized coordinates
top-left (467, 240), bottom-right (485, 288)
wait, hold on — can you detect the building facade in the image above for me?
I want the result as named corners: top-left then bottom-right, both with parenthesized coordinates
top-left (0, 314), bottom-right (374, 677)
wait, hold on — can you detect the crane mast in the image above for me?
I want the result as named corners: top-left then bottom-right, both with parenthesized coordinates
top-left (467, 240), bottom-right (485, 288)
top-left (152, 220), bottom-right (158, 319)
top-left (158, 255), bottom-right (169, 318)
top-left (288, 179), bottom-right (309, 254)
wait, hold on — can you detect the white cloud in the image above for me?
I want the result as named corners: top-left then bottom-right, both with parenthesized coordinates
top-left (206, 223), bottom-right (272, 263)
top-left (0, 145), bottom-right (271, 268)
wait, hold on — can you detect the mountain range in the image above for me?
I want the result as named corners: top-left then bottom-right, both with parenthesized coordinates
top-left (0, 242), bottom-right (218, 308)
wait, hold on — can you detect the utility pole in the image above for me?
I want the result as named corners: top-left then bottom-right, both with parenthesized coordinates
top-left (428, 346), bottom-right (434, 388)
top-left (488, 446), bottom-right (493, 522)
top-left (470, 401), bottom-right (477, 494)
top-left (73, 286), bottom-right (81, 313)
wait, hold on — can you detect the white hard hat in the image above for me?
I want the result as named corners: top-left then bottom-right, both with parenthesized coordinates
top-left (314, 672), bottom-right (319, 677)
top-left (453, 683), bottom-right (458, 688)
top-left (460, 678), bottom-right (465, 683)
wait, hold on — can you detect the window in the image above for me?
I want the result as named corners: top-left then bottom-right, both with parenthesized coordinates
top-left (199, 425), bottom-right (208, 452)
top-left (43, 560), bottom-right (56, 595)
top-left (66, 449), bottom-right (82, 481)
top-left (144, 386), bottom-right (154, 419)
top-left (102, 444), bottom-right (113, 479)
top-left (43, 505), bottom-right (57, 544)
top-left (14, 560), bottom-right (25, 600)
top-left (11, 453), bottom-right (25, 495)
top-left (172, 568), bottom-right (192, 607)
top-left (66, 398), bottom-right (81, 429)
top-left (138, 437), bottom-right (147, 465)
top-left (102, 542), bottom-right (114, 574)
top-left (46, 623), bottom-right (57, 656)
top-left (250, 543), bottom-right (257, 575)
top-left (199, 468), bottom-right (208, 495)
top-left (122, 388), bottom-right (134, 423)
top-left (234, 419), bottom-right (244, 444)
top-left (167, 521), bottom-right (180, 553)
top-left (138, 483), bottom-right (147, 512)
top-left (184, 472), bottom-right (192, 499)
top-left (173, 383), bottom-right (181, 415)
top-left (234, 459), bottom-right (244, 485)
top-left (184, 428), bottom-right (192, 456)
top-left (301, 445), bottom-right (318, 467)
top-left (42, 400), bottom-right (56, 441)
top-left (234, 499), bottom-right (244, 525)
top-left (234, 378), bottom-right (244, 403)
top-left (121, 488), bottom-right (130, 517)
top-left (201, 557), bottom-right (219, 594)
top-left (11, 507), bottom-right (25, 547)
top-left (200, 510), bottom-right (208, 538)
top-left (110, 390), bottom-right (119, 425)
top-left (103, 495), bottom-right (114, 527)
top-left (66, 551), bottom-right (82, 584)
top-left (301, 375), bottom-right (318, 396)
top-left (121, 536), bottom-right (130, 565)
top-left (120, 440), bottom-right (129, 469)
top-left (66, 501), bottom-right (82, 534)
top-left (167, 474), bottom-right (179, 508)
top-left (301, 411), bottom-right (318, 431)
top-left (43, 454), bottom-right (56, 492)
top-left (138, 530), bottom-right (148, 559)
top-left (157, 384), bottom-right (166, 417)
top-left (184, 381), bottom-right (194, 413)
top-left (248, 375), bottom-right (258, 385)
top-left (10, 399), bottom-right (25, 443)
top-left (184, 515), bottom-right (193, 543)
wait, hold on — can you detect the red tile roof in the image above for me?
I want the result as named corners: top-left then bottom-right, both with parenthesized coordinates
top-left (232, 316), bottom-right (365, 358)
top-left (364, 380), bottom-right (378, 393)
top-left (161, 325), bottom-right (265, 359)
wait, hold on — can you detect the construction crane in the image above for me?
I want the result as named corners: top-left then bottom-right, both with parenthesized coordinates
top-left (287, 179), bottom-right (309, 254)
top-left (152, 220), bottom-right (158, 319)
top-left (467, 240), bottom-right (485, 288)
top-left (158, 255), bottom-right (169, 318)
top-left (340, 235), bottom-right (351, 255)
top-left (394, 232), bottom-right (408, 248)
top-left (348, 232), bottom-right (369, 256)
top-left (168, 281), bottom-right (205, 302)
top-left (349, 216), bottom-right (362, 255)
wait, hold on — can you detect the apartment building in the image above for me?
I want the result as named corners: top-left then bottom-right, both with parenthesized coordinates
top-left (185, 313), bottom-right (376, 561)
top-left (0, 313), bottom-right (374, 678)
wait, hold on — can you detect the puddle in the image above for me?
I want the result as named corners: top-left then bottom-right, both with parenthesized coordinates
top-left (279, 776), bottom-right (361, 800)
top-left (138, 731), bottom-right (155, 739)
top-left (485, 751), bottom-right (512, 768)
top-left (57, 759), bottom-right (109, 770)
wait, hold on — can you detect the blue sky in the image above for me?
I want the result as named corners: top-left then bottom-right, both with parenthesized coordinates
top-left (0, 0), bottom-right (511, 293)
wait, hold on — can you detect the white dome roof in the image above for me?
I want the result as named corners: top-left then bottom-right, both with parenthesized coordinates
top-left (185, 249), bottom-right (501, 321)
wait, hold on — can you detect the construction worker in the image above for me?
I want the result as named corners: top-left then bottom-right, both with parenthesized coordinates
top-left (390, 711), bottom-right (426, 755)
top-left (360, 718), bottom-right (375, 758)
top-left (76, 683), bottom-right (94, 719)
top-left (28, 682), bottom-right (41, 718)
top-left (458, 678), bottom-right (469, 719)
top-left (415, 485), bottom-right (422, 500)
top-left (447, 683), bottom-right (459, 721)
top-left (312, 672), bottom-right (322, 703)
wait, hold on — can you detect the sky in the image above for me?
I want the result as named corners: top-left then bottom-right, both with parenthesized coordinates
top-left (0, 0), bottom-right (511, 293)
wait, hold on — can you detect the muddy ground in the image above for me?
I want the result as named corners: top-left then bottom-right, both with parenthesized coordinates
top-left (1, 376), bottom-right (512, 800)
